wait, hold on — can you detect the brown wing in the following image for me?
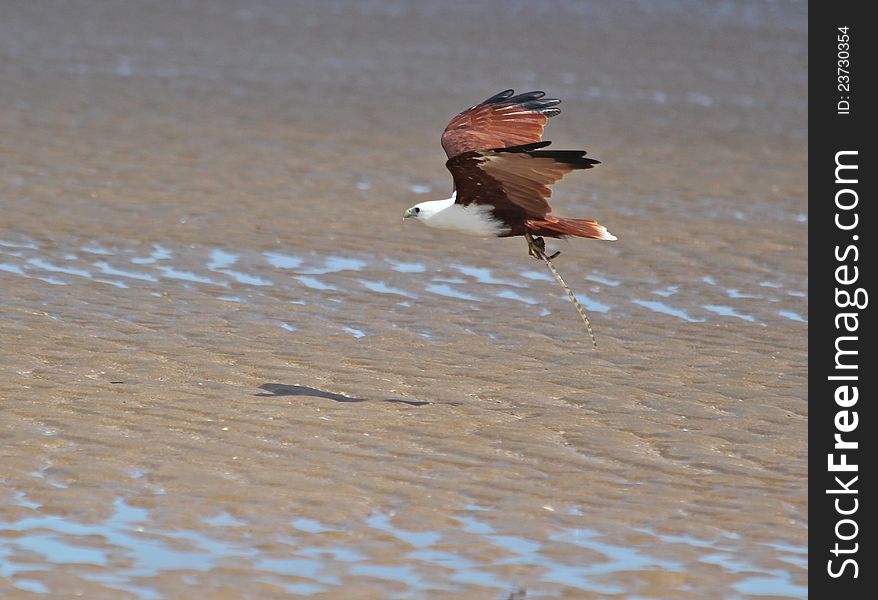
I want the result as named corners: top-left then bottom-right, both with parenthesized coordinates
top-left (441, 90), bottom-right (562, 159)
top-left (446, 143), bottom-right (600, 220)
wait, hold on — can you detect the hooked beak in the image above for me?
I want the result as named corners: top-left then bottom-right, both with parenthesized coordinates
top-left (402, 208), bottom-right (413, 219)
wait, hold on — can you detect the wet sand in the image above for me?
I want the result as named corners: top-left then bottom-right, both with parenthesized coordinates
top-left (1, 1), bottom-right (807, 597)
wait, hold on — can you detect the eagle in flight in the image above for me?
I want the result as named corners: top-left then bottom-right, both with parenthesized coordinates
top-left (403, 89), bottom-right (616, 260)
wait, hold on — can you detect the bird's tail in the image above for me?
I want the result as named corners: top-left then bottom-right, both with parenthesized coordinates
top-left (526, 217), bottom-right (617, 241)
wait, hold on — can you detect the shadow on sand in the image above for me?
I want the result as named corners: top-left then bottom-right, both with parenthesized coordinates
top-left (256, 384), bottom-right (432, 407)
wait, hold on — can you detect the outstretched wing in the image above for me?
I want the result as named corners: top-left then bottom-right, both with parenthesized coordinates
top-left (446, 143), bottom-right (600, 219)
top-left (441, 90), bottom-right (562, 159)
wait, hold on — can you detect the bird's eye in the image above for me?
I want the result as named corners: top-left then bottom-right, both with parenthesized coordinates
top-left (413, 207), bottom-right (420, 214)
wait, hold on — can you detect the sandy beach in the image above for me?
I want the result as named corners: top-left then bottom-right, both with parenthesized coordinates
top-left (1, 1), bottom-right (807, 597)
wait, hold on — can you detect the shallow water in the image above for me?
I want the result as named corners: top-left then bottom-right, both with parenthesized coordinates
top-left (2, 1), bottom-right (806, 597)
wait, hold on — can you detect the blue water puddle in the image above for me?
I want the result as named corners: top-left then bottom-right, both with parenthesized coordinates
top-left (652, 285), bottom-right (679, 298)
top-left (632, 299), bottom-right (705, 323)
top-left (409, 184), bottom-right (432, 194)
top-left (254, 556), bottom-right (334, 582)
top-left (451, 264), bottom-right (526, 288)
top-left (293, 518), bottom-right (335, 534)
top-left (279, 322), bottom-right (298, 332)
top-left (734, 575), bottom-right (807, 597)
top-left (358, 514), bottom-right (468, 592)
top-left (350, 563), bottom-right (424, 587)
top-left (586, 273), bottom-right (621, 287)
top-left (778, 310), bottom-right (806, 323)
top-left (458, 515), bottom-right (494, 535)
top-left (26, 257), bottom-right (92, 278)
top-left (637, 529), bottom-right (806, 598)
top-left (520, 270), bottom-right (554, 282)
top-left (702, 552), bottom-right (806, 597)
top-left (9, 525), bottom-right (108, 565)
top-left (360, 279), bottom-right (414, 298)
top-left (94, 261), bottom-right (159, 282)
top-left (225, 270), bottom-right (273, 286)
top-left (491, 535), bottom-right (542, 557)
top-left (552, 528), bottom-right (680, 590)
top-left (465, 327), bottom-right (496, 340)
top-left (80, 244), bottom-right (115, 256)
top-left (766, 542), bottom-right (808, 568)
top-left (157, 265), bottom-right (225, 286)
top-left (202, 513), bottom-right (247, 527)
top-left (207, 248), bottom-right (238, 270)
top-left (296, 275), bottom-right (336, 291)
top-left (207, 249), bottom-right (273, 286)
top-left (432, 276), bottom-right (467, 285)
top-left (407, 548), bottom-right (493, 582)
top-left (12, 580), bottom-right (49, 594)
top-left (279, 581), bottom-right (328, 595)
top-left (0, 239), bottom-right (40, 250)
top-left (637, 530), bottom-right (715, 549)
top-left (496, 289), bottom-right (539, 305)
top-left (580, 295), bottom-right (611, 314)
top-left (263, 251), bottom-right (303, 270)
top-left (530, 285), bottom-right (610, 313)
top-left (341, 326), bottom-right (365, 339)
top-left (7, 241), bottom-right (149, 289)
top-left (1, 237), bottom-right (799, 340)
top-left (726, 288), bottom-right (759, 299)
top-left (356, 512), bottom-right (648, 594)
top-left (41, 275), bottom-right (69, 285)
top-left (131, 244), bottom-right (173, 265)
top-left (448, 566), bottom-right (509, 588)
top-left (367, 514), bottom-right (441, 548)
top-left (703, 304), bottom-right (756, 323)
top-left (13, 491), bottom-right (41, 510)
top-left (0, 262), bottom-right (27, 275)
top-left (387, 259), bottom-right (426, 274)
top-left (426, 283), bottom-right (479, 302)
top-left (1, 501), bottom-right (806, 597)
top-left (299, 256), bottom-right (366, 275)
top-left (1, 498), bottom-right (292, 597)
top-left (32, 467), bottom-right (68, 489)
top-left (96, 278), bottom-right (129, 288)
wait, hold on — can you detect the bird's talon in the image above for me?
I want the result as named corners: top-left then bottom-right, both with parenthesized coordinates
top-left (526, 234), bottom-right (548, 259)
top-left (526, 235), bottom-right (559, 260)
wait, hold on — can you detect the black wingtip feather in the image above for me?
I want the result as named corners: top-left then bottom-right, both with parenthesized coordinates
top-left (519, 98), bottom-right (561, 110)
top-left (507, 91), bottom-right (546, 103)
top-left (484, 89), bottom-right (515, 104)
top-left (483, 90), bottom-right (561, 115)
top-left (492, 141), bottom-right (553, 153)
top-left (493, 143), bottom-right (600, 168)
top-left (532, 150), bottom-right (600, 168)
